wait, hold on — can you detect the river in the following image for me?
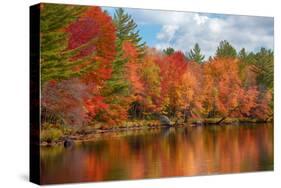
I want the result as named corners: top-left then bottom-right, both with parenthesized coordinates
top-left (40, 123), bottom-right (273, 184)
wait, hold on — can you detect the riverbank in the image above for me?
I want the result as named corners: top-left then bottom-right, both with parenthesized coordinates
top-left (40, 117), bottom-right (273, 146)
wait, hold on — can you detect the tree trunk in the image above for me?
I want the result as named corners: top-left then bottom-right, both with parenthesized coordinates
top-left (215, 106), bottom-right (239, 124)
top-left (183, 107), bottom-right (192, 123)
top-left (265, 113), bottom-right (273, 122)
top-left (216, 117), bottom-right (226, 124)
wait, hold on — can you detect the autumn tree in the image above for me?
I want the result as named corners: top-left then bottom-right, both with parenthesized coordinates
top-left (40, 4), bottom-right (274, 128)
top-left (74, 7), bottom-right (117, 126)
top-left (40, 4), bottom-right (96, 84)
top-left (123, 41), bottom-right (145, 119)
top-left (201, 57), bottom-right (273, 123)
top-left (158, 51), bottom-right (189, 118)
top-left (202, 58), bottom-right (247, 121)
top-left (41, 6), bottom-right (117, 127)
top-left (251, 90), bottom-right (273, 120)
top-left (97, 40), bottom-right (143, 125)
top-left (181, 62), bottom-right (205, 121)
top-left (138, 49), bottom-right (162, 114)
top-left (41, 78), bottom-right (107, 127)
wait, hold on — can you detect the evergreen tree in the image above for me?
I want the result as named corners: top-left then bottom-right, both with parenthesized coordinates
top-left (101, 8), bottom-right (148, 120)
top-left (253, 48), bottom-right (274, 89)
top-left (238, 48), bottom-right (247, 60)
top-left (40, 4), bottom-right (93, 84)
top-left (106, 8), bottom-right (147, 92)
top-left (187, 43), bottom-right (205, 63)
top-left (113, 8), bottom-right (145, 57)
top-left (41, 4), bottom-right (117, 86)
top-left (103, 8), bottom-right (134, 97)
top-left (163, 47), bottom-right (175, 56)
top-left (237, 48), bottom-right (255, 87)
top-left (238, 48), bottom-right (256, 64)
top-left (102, 8), bottom-right (147, 113)
top-left (215, 40), bottom-right (237, 58)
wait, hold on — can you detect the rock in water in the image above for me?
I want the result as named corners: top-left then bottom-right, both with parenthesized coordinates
top-left (159, 115), bottom-right (172, 126)
top-left (64, 138), bottom-right (74, 148)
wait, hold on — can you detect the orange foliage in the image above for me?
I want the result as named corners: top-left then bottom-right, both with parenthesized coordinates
top-left (252, 90), bottom-right (273, 119)
top-left (42, 7), bottom-right (117, 126)
top-left (139, 49), bottom-right (162, 112)
top-left (179, 62), bottom-right (204, 118)
top-left (201, 57), bottom-right (269, 119)
top-left (42, 7), bottom-right (273, 126)
top-left (98, 97), bottom-right (130, 127)
top-left (77, 7), bottom-right (117, 122)
top-left (122, 41), bottom-right (144, 96)
top-left (157, 51), bottom-right (189, 115)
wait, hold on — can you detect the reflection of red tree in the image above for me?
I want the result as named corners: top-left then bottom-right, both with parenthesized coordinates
top-left (84, 155), bottom-right (110, 181)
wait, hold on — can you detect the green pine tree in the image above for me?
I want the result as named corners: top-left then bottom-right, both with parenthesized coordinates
top-left (238, 48), bottom-right (256, 64)
top-left (163, 47), bottom-right (175, 56)
top-left (102, 8), bottom-right (146, 105)
top-left (102, 8), bottom-right (148, 117)
top-left (238, 48), bottom-right (247, 60)
top-left (40, 4), bottom-right (96, 84)
top-left (106, 7), bottom-right (147, 93)
top-left (253, 48), bottom-right (274, 89)
top-left (113, 8), bottom-right (146, 58)
top-left (187, 43), bottom-right (205, 63)
top-left (215, 40), bottom-right (237, 58)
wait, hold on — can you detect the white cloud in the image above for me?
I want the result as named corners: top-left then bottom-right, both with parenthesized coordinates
top-left (156, 25), bottom-right (179, 42)
top-left (123, 8), bottom-right (274, 59)
top-left (209, 19), bottom-right (222, 33)
top-left (193, 14), bottom-right (208, 25)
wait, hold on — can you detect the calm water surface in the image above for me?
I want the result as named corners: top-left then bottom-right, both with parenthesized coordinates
top-left (40, 123), bottom-right (273, 184)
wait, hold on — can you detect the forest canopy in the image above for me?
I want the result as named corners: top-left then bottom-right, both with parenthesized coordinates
top-left (40, 4), bottom-right (274, 130)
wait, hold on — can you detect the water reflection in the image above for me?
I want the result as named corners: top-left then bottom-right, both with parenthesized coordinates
top-left (40, 123), bottom-right (273, 184)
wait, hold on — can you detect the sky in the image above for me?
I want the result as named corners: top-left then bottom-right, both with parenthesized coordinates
top-left (103, 6), bottom-right (274, 59)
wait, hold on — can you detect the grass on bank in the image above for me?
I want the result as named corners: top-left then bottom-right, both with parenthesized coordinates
top-left (40, 117), bottom-right (271, 144)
